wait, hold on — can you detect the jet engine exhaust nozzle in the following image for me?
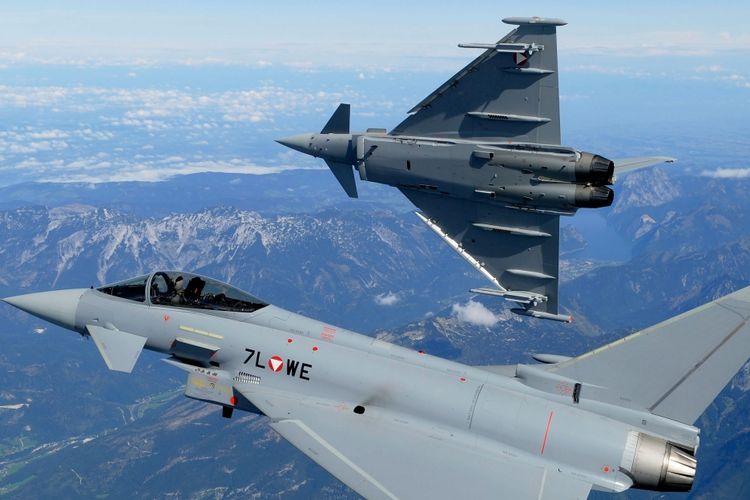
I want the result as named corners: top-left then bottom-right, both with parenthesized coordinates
top-left (576, 152), bottom-right (615, 186)
top-left (624, 433), bottom-right (697, 492)
top-left (574, 185), bottom-right (614, 208)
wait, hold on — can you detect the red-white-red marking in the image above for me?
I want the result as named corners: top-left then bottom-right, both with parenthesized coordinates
top-left (268, 355), bottom-right (284, 372)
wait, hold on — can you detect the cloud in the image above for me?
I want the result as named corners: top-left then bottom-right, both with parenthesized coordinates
top-left (701, 168), bottom-right (750, 179)
top-left (695, 64), bottom-right (725, 73)
top-left (451, 300), bottom-right (499, 327)
top-left (563, 31), bottom-right (750, 58)
top-left (374, 292), bottom-right (400, 306)
top-left (0, 85), bottom-right (367, 127)
top-left (1, 155), bottom-right (314, 185)
top-left (7, 140), bottom-right (68, 154)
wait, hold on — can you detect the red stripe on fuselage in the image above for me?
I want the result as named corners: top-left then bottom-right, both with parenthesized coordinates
top-left (540, 411), bottom-right (554, 455)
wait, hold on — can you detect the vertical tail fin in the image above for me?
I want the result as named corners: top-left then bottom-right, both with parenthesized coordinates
top-left (548, 286), bottom-right (750, 424)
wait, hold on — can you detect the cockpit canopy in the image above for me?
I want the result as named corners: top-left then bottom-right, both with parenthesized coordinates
top-left (97, 271), bottom-right (267, 313)
top-left (98, 274), bottom-right (149, 302)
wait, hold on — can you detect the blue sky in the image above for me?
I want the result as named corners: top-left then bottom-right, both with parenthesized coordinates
top-left (0, 2), bottom-right (749, 186)
top-left (2, 1), bottom-right (749, 67)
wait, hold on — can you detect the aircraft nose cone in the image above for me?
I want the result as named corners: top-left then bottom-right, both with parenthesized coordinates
top-left (276, 133), bottom-right (315, 155)
top-left (3, 288), bottom-right (88, 331)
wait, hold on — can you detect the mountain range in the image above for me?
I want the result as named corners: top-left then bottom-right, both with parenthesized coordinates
top-left (2, 167), bottom-right (750, 498)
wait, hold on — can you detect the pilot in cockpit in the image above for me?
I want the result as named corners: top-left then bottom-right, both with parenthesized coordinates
top-left (184, 276), bottom-right (206, 303)
top-left (171, 275), bottom-right (185, 305)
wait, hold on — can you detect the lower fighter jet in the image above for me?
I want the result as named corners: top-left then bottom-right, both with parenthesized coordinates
top-left (277, 17), bottom-right (674, 323)
top-left (5, 270), bottom-right (750, 498)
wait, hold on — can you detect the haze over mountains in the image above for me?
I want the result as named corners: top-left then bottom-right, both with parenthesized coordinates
top-left (1, 31), bottom-right (749, 496)
top-left (2, 165), bottom-right (750, 497)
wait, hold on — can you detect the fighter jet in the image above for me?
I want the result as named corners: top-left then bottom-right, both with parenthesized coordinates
top-left (277, 17), bottom-right (674, 323)
top-left (5, 270), bottom-right (750, 498)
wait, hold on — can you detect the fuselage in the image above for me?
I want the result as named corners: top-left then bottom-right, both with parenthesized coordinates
top-left (7, 271), bottom-right (696, 494)
top-left (280, 131), bottom-right (615, 214)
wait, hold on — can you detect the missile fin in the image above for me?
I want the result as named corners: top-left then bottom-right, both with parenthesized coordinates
top-left (320, 103), bottom-right (350, 134)
top-left (325, 160), bottom-right (358, 198)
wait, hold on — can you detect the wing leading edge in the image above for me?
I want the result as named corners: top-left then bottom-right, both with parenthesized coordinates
top-left (403, 189), bottom-right (569, 321)
top-left (391, 17), bottom-right (566, 144)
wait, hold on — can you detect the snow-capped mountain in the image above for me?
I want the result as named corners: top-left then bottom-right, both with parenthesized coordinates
top-left (0, 202), bottom-right (487, 332)
top-left (4, 169), bottom-right (750, 498)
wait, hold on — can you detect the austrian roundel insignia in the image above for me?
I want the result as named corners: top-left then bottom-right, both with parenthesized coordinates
top-left (268, 355), bottom-right (284, 372)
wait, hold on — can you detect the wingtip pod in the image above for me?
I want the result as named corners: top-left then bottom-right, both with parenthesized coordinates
top-left (502, 17), bottom-right (567, 26)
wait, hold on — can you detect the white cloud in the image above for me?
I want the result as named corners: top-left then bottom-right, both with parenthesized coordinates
top-left (0, 128), bottom-right (112, 145)
top-left (0, 85), bottom-right (367, 129)
top-left (695, 64), bottom-right (724, 73)
top-left (374, 292), bottom-right (400, 306)
top-left (25, 129), bottom-right (69, 139)
top-left (1, 154), bottom-right (314, 185)
top-left (451, 300), bottom-right (499, 327)
top-left (701, 168), bottom-right (750, 179)
top-left (8, 140), bottom-right (69, 153)
top-left (563, 31), bottom-right (750, 57)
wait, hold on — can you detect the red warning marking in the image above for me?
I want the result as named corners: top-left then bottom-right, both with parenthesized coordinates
top-left (229, 396), bottom-right (237, 406)
top-left (268, 355), bottom-right (284, 372)
top-left (287, 338), bottom-right (293, 344)
top-left (603, 466), bottom-right (610, 473)
top-left (163, 314), bottom-right (170, 321)
top-left (459, 377), bottom-right (466, 383)
top-left (540, 411), bottom-right (554, 455)
top-left (312, 346), bottom-right (319, 352)
top-left (555, 382), bottom-right (573, 395)
top-left (321, 326), bottom-right (336, 342)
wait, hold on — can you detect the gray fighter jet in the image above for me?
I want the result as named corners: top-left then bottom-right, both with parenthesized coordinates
top-left (5, 270), bottom-right (750, 498)
top-left (277, 17), bottom-right (674, 322)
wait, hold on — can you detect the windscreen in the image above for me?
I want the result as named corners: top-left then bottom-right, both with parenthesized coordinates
top-left (97, 275), bottom-right (149, 302)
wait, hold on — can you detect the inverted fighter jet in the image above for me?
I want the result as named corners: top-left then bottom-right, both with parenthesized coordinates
top-left (5, 271), bottom-right (750, 498)
top-left (277, 17), bottom-right (674, 322)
